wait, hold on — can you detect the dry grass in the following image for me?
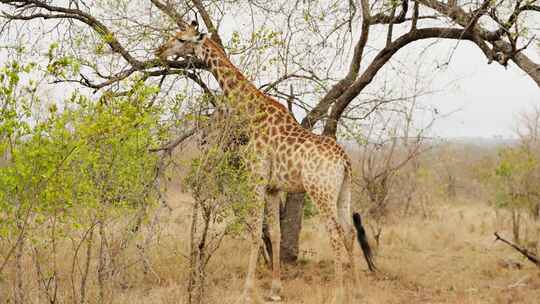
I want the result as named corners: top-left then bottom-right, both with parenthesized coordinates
top-left (108, 188), bottom-right (540, 304)
top-left (1, 177), bottom-right (539, 303)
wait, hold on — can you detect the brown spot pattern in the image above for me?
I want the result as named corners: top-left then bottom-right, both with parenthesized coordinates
top-left (183, 34), bottom-right (361, 300)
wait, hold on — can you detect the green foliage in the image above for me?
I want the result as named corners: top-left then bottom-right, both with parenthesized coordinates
top-left (492, 146), bottom-right (539, 210)
top-left (227, 28), bottom-right (284, 72)
top-left (184, 108), bottom-right (264, 238)
top-left (185, 141), bottom-right (258, 236)
top-left (0, 60), bottom-right (162, 239)
top-left (46, 43), bottom-right (82, 78)
top-left (303, 194), bottom-right (319, 219)
top-left (385, 0), bottom-right (401, 9)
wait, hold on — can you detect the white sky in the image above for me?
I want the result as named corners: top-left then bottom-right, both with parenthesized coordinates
top-left (417, 41), bottom-right (539, 139)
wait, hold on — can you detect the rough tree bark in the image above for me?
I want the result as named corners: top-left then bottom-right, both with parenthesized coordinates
top-left (280, 193), bottom-right (305, 263)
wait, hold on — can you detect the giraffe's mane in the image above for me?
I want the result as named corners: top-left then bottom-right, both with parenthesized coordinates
top-left (203, 37), bottom-right (228, 58)
top-left (265, 96), bottom-right (290, 113)
top-left (203, 37), bottom-right (291, 116)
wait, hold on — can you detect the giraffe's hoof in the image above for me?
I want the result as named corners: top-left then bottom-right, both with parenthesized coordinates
top-left (268, 281), bottom-right (282, 302)
top-left (266, 294), bottom-right (282, 302)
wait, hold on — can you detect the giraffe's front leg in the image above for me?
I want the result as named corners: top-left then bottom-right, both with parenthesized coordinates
top-left (266, 190), bottom-right (282, 301)
top-left (237, 184), bottom-right (266, 304)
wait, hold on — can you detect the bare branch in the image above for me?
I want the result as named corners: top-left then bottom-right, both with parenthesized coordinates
top-left (411, 1), bottom-right (419, 31)
top-left (418, 0), bottom-right (540, 85)
top-left (149, 0), bottom-right (190, 29)
top-left (371, 0), bottom-right (409, 25)
top-left (190, 0), bottom-right (224, 48)
top-left (1, 0), bottom-right (144, 66)
top-left (323, 27), bottom-right (474, 136)
top-left (301, 0), bottom-right (372, 129)
top-left (149, 128), bottom-right (197, 153)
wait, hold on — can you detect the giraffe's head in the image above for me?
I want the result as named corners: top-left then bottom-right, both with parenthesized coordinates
top-left (155, 20), bottom-right (206, 60)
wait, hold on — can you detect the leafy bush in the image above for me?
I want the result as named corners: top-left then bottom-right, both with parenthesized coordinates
top-left (493, 147), bottom-right (539, 211)
top-left (491, 145), bottom-right (540, 244)
top-left (0, 60), bottom-right (163, 231)
top-left (0, 60), bottom-right (168, 301)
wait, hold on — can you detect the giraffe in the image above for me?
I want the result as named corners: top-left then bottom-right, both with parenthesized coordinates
top-left (156, 21), bottom-right (375, 303)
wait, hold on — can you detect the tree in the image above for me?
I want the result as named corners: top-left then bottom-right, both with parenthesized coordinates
top-left (486, 106), bottom-right (540, 247)
top-left (493, 146), bottom-right (539, 243)
top-left (515, 106), bottom-right (540, 219)
top-left (1, 0), bottom-right (538, 264)
top-left (183, 100), bottom-right (256, 304)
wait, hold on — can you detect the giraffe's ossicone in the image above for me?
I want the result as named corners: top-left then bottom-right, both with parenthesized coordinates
top-left (156, 20), bottom-right (375, 304)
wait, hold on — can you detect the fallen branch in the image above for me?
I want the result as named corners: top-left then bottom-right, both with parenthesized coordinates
top-left (494, 232), bottom-right (540, 268)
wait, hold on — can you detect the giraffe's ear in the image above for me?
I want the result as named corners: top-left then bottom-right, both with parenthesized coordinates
top-left (190, 20), bottom-right (199, 29)
top-left (196, 33), bottom-right (207, 41)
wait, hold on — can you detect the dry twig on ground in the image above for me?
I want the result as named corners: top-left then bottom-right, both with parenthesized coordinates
top-left (494, 232), bottom-right (540, 269)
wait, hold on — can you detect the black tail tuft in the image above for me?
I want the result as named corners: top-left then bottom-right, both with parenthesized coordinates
top-left (352, 212), bottom-right (376, 272)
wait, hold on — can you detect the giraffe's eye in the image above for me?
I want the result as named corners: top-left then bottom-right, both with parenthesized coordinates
top-left (176, 38), bottom-right (186, 43)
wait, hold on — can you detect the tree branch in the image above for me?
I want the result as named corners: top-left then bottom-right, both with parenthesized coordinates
top-left (1, 0), bottom-right (143, 67)
top-left (150, 0), bottom-right (190, 29)
top-left (149, 128), bottom-right (197, 153)
top-left (371, 0), bottom-right (409, 25)
top-left (323, 27), bottom-right (474, 136)
top-left (300, 0), bottom-right (371, 129)
top-left (418, 0), bottom-right (540, 86)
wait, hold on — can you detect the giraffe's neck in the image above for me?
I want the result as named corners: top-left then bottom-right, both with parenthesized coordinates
top-left (197, 39), bottom-right (265, 118)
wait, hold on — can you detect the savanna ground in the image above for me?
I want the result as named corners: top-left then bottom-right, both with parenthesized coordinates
top-left (2, 141), bottom-right (540, 304)
top-left (115, 187), bottom-right (539, 304)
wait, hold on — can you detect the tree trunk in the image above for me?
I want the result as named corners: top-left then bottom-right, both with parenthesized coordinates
top-left (447, 174), bottom-right (457, 199)
top-left (188, 202), bottom-right (204, 304)
top-left (14, 235), bottom-right (24, 304)
top-left (512, 209), bottom-right (521, 244)
top-left (279, 192), bottom-right (305, 263)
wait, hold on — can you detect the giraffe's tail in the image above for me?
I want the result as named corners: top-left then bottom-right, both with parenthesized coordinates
top-left (352, 212), bottom-right (376, 272)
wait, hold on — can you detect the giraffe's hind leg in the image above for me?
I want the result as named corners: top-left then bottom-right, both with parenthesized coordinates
top-left (336, 173), bottom-right (362, 300)
top-left (304, 185), bottom-right (348, 304)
